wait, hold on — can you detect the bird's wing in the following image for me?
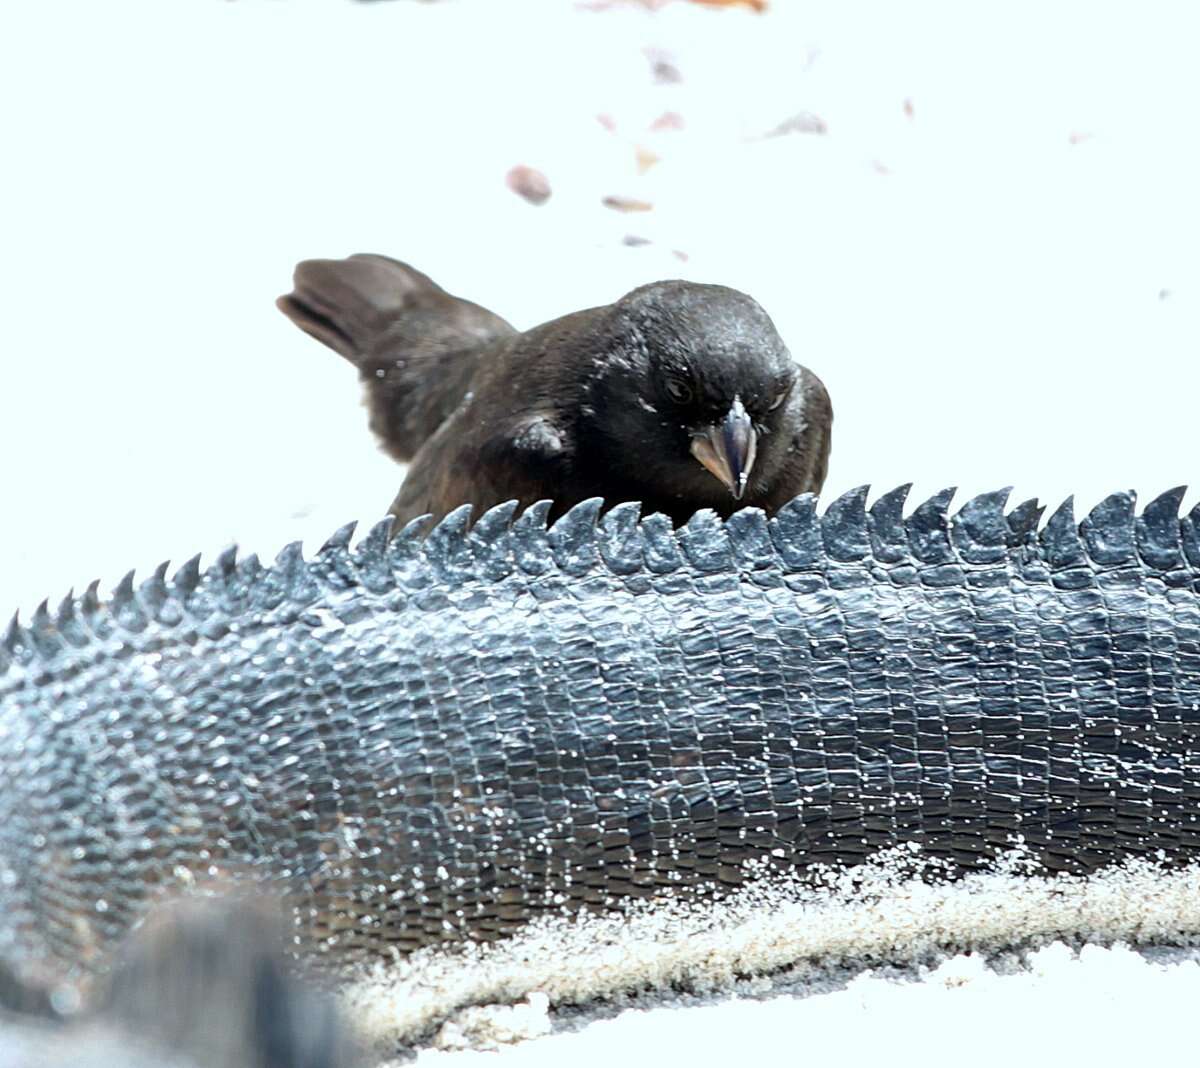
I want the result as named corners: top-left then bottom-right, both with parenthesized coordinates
top-left (388, 409), bottom-right (575, 527)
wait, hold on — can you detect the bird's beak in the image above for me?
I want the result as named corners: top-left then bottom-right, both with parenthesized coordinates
top-left (689, 397), bottom-right (758, 500)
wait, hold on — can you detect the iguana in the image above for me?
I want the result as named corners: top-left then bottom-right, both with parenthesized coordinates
top-left (2, 485), bottom-right (1199, 1002)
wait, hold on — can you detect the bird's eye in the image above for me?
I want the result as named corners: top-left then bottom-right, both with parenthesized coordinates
top-left (767, 386), bottom-right (790, 411)
top-left (664, 377), bottom-right (694, 405)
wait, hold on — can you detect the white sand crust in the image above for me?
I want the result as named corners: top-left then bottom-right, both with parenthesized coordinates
top-left (338, 848), bottom-right (1200, 1058)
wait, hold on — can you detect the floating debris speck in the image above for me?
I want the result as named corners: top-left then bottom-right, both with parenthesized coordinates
top-left (635, 145), bottom-right (662, 173)
top-left (505, 165), bottom-right (552, 206)
top-left (651, 110), bottom-right (685, 132)
top-left (761, 111), bottom-right (828, 138)
top-left (603, 195), bottom-right (654, 213)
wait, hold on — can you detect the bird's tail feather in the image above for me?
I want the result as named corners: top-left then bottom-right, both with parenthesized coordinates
top-left (277, 253), bottom-right (516, 461)
top-left (276, 253), bottom-right (446, 363)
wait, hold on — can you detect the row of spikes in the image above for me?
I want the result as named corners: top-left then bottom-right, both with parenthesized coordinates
top-left (3, 486), bottom-right (1199, 671)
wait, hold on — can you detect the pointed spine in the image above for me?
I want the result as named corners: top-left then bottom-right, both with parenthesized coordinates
top-left (549, 499), bottom-right (603, 576)
top-left (951, 489), bottom-right (1011, 565)
top-left (111, 571), bottom-right (148, 633)
top-left (207, 546), bottom-right (254, 615)
top-left (597, 502), bottom-right (644, 576)
top-left (468, 501), bottom-right (519, 581)
top-left (1, 612), bottom-right (28, 670)
top-left (138, 563), bottom-right (172, 624)
top-left (868, 485), bottom-right (911, 564)
top-left (1183, 501), bottom-right (1200, 569)
top-left (310, 522), bottom-right (359, 592)
top-left (423, 505), bottom-right (476, 583)
top-left (232, 551), bottom-right (262, 605)
top-left (1135, 487), bottom-right (1186, 571)
top-left (769, 494), bottom-right (822, 569)
top-left (353, 518), bottom-right (396, 594)
top-left (678, 509), bottom-right (732, 572)
top-left (906, 488), bottom-right (957, 565)
top-left (259, 542), bottom-right (318, 611)
top-left (1079, 491), bottom-right (1137, 567)
top-left (171, 555), bottom-right (206, 621)
top-left (81, 580), bottom-right (114, 639)
top-left (387, 515), bottom-right (436, 591)
top-left (207, 546), bottom-right (238, 593)
top-left (28, 601), bottom-right (64, 659)
top-left (1039, 497), bottom-right (1085, 568)
top-left (725, 508), bottom-right (773, 570)
top-left (55, 591), bottom-right (90, 648)
top-left (511, 502), bottom-right (554, 576)
top-left (639, 513), bottom-right (682, 573)
top-left (821, 486), bottom-right (871, 562)
top-left (1006, 498), bottom-right (1044, 546)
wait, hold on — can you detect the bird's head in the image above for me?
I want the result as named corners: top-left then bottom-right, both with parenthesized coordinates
top-left (581, 280), bottom-right (827, 512)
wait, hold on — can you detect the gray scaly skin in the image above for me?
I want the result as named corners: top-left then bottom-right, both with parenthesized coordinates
top-left (2, 485), bottom-right (1200, 994)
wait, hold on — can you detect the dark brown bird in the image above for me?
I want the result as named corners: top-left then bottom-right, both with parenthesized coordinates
top-left (277, 253), bottom-right (831, 527)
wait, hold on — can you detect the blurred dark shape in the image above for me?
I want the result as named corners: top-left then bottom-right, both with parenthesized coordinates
top-left (0, 958), bottom-right (57, 1020)
top-left (0, 897), bottom-right (356, 1068)
top-left (102, 897), bottom-right (352, 1068)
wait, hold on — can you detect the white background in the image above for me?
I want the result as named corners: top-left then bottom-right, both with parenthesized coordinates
top-left (3, 0), bottom-right (1197, 616)
top-left (2, 1), bottom-right (1199, 1063)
